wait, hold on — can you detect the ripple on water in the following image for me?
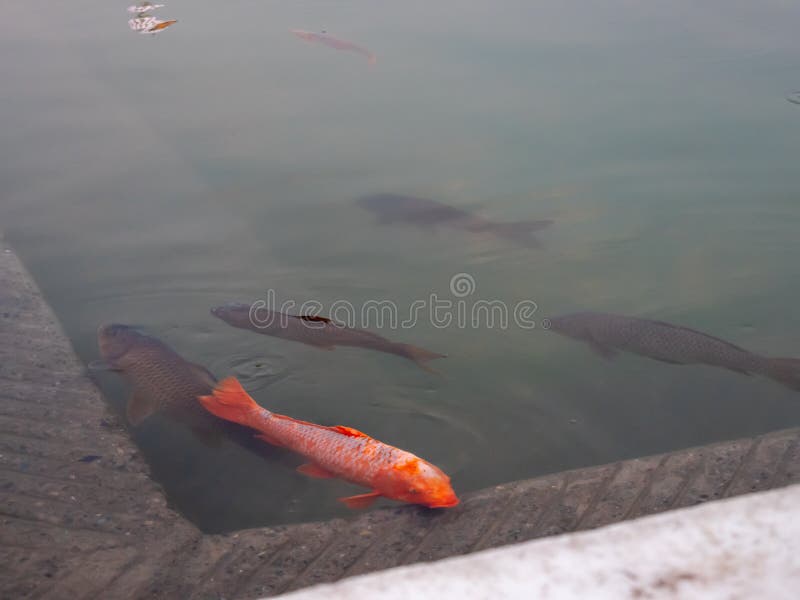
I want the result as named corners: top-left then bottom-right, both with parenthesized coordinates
top-left (210, 352), bottom-right (292, 391)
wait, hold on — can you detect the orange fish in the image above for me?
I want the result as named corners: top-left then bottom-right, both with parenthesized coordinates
top-left (148, 19), bottom-right (177, 32)
top-left (198, 378), bottom-right (459, 509)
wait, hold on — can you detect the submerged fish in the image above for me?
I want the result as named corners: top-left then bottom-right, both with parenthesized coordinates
top-left (357, 193), bottom-right (553, 248)
top-left (549, 311), bottom-right (800, 392)
top-left (290, 29), bottom-right (376, 64)
top-left (211, 302), bottom-right (445, 373)
top-left (93, 324), bottom-right (225, 442)
top-left (198, 377), bottom-right (459, 509)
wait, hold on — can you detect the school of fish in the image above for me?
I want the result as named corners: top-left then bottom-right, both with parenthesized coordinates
top-left (96, 11), bottom-right (800, 520)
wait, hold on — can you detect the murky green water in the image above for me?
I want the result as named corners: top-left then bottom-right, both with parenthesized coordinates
top-left (2, 1), bottom-right (800, 532)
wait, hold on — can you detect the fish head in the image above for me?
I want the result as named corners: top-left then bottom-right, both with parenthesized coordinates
top-left (546, 312), bottom-right (593, 340)
top-left (97, 323), bottom-right (149, 364)
top-left (389, 458), bottom-right (459, 508)
top-left (210, 302), bottom-right (253, 325)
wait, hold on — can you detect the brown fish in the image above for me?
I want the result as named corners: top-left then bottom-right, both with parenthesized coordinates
top-left (549, 311), bottom-right (800, 392)
top-left (357, 193), bottom-right (553, 248)
top-left (290, 29), bottom-right (376, 64)
top-left (92, 324), bottom-right (226, 443)
top-left (211, 303), bottom-right (445, 373)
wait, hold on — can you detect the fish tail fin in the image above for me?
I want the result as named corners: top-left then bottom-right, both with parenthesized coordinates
top-left (762, 357), bottom-right (800, 392)
top-left (197, 377), bottom-right (266, 426)
top-left (490, 220), bottom-right (554, 247)
top-left (396, 344), bottom-right (446, 374)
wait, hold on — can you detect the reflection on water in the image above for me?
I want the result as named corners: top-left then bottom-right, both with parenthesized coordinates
top-left (3, 0), bottom-right (800, 531)
top-left (290, 29), bottom-right (376, 64)
top-left (127, 2), bottom-right (176, 35)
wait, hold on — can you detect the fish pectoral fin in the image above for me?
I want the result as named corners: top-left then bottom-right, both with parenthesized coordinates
top-left (125, 391), bottom-right (160, 426)
top-left (254, 433), bottom-right (285, 448)
top-left (587, 340), bottom-right (619, 360)
top-left (297, 463), bottom-right (336, 479)
top-left (339, 491), bottom-right (382, 509)
top-left (329, 425), bottom-right (369, 438)
top-left (88, 359), bottom-right (120, 372)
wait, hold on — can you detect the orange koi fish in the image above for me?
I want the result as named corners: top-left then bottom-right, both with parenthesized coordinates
top-left (198, 378), bottom-right (459, 509)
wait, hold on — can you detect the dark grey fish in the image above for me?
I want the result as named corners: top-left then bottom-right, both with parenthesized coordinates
top-left (211, 302), bottom-right (445, 373)
top-left (548, 311), bottom-right (800, 392)
top-left (357, 193), bottom-right (553, 248)
top-left (93, 324), bottom-right (245, 445)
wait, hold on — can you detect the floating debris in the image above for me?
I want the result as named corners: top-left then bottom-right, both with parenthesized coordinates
top-left (128, 16), bottom-right (178, 34)
top-left (127, 2), bottom-right (165, 14)
top-left (126, 2), bottom-right (177, 35)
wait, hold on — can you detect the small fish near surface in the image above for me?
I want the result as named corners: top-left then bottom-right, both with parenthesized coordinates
top-left (211, 302), bottom-right (445, 373)
top-left (128, 16), bottom-right (177, 34)
top-left (548, 311), bottom-right (800, 392)
top-left (290, 29), bottom-right (376, 64)
top-left (93, 324), bottom-right (231, 444)
top-left (198, 377), bottom-right (459, 509)
top-left (357, 193), bottom-right (553, 248)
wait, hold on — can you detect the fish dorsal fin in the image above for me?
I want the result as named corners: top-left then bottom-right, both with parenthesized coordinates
top-left (330, 425), bottom-right (369, 438)
top-left (187, 362), bottom-right (217, 388)
top-left (126, 390), bottom-right (160, 426)
top-left (296, 315), bottom-right (332, 324)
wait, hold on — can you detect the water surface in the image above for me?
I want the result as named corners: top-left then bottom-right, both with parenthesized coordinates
top-left (2, 0), bottom-right (800, 532)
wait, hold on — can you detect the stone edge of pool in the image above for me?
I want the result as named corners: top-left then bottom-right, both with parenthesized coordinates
top-left (1, 234), bottom-right (798, 600)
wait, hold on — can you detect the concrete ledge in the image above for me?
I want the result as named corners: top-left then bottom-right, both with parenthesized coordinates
top-left (276, 482), bottom-right (800, 600)
top-left (2, 235), bottom-right (799, 599)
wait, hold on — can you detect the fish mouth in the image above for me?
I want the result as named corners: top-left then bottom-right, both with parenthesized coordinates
top-left (426, 497), bottom-right (460, 509)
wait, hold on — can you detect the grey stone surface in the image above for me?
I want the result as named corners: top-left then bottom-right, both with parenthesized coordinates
top-left (1, 235), bottom-right (799, 599)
